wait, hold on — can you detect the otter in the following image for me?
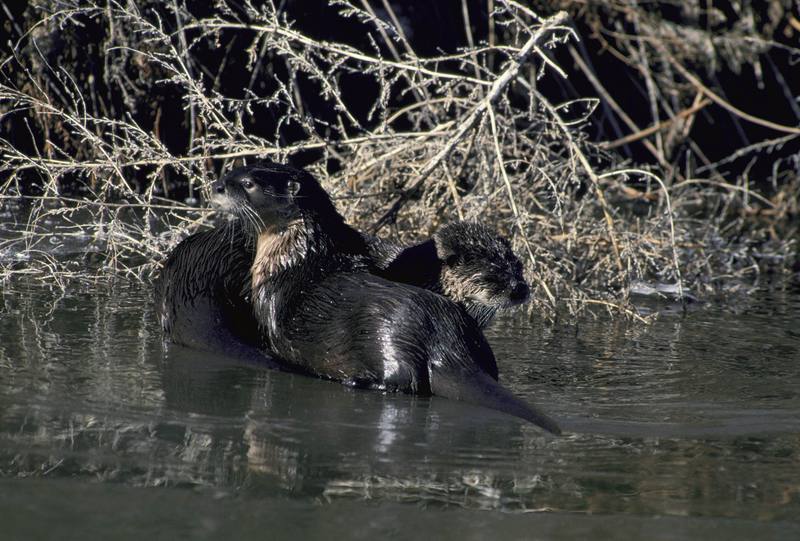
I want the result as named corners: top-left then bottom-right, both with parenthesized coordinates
top-left (364, 222), bottom-right (530, 328)
top-left (155, 221), bottom-right (280, 368)
top-left (156, 220), bottom-right (523, 360)
top-left (213, 162), bottom-right (560, 434)
top-left (157, 209), bottom-right (524, 356)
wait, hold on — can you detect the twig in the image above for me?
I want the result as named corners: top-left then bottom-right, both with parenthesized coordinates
top-left (666, 54), bottom-right (800, 135)
top-left (182, 20), bottom-right (493, 88)
top-left (671, 178), bottom-right (777, 209)
top-left (577, 298), bottom-right (652, 324)
top-left (568, 45), bottom-right (668, 168)
top-left (602, 99), bottom-right (711, 150)
top-left (598, 169), bottom-right (683, 301)
top-left (370, 10), bottom-right (571, 232)
top-left (487, 106), bottom-right (556, 306)
top-left (695, 133), bottom-right (800, 174)
top-left (519, 79), bottom-right (625, 273)
top-left (0, 194), bottom-right (212, 212)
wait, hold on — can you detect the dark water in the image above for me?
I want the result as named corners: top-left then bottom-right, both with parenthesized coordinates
top-left (1, 277), bottom-right (799, 540)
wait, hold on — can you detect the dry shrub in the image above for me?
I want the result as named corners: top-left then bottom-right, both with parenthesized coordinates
top-left (0, 0), bottom-right (797, 320)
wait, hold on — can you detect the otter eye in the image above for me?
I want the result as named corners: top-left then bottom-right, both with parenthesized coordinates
top-left (241, 178), bottom-right (255, 190)
top-left (445, 254), bottom-right (459, 267)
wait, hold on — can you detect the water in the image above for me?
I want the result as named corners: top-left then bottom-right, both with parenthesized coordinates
top-left (1, 276), bottom-right (799, 540)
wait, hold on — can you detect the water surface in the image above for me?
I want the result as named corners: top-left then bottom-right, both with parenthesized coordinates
top-left (1, 277), bottom-right (799, 540)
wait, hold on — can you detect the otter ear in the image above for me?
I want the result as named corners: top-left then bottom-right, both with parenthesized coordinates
top-left (287, 180), bottom-right (301, 198)
top-left (434, 235), bottom-right (456, 266)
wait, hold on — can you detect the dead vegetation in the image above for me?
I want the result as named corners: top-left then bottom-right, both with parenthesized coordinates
top-left (0, 1), bottom-right (798, 320)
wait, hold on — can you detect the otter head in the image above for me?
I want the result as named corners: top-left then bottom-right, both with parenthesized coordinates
top-left (211, 163), bottom-right (312, 236)
top-left (434, 222), bottom-right (530, 324)
top-left (211, 162), bottom-right (358, 289)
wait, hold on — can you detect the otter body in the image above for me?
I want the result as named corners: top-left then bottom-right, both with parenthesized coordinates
top-left (366, 222), bottom-right (530, 328)
top-left (214, 163), bottom-right (560, 433)
top-left (155, 223), bottom-right (278, 367)
top-left (157, 214), bottom-right (523, 361)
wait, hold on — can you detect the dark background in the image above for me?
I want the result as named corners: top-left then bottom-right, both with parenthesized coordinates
top-left (1, 0), bottom-right (798, 200)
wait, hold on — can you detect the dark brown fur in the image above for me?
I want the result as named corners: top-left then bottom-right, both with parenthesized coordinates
top-left (154, 222), bottom-right (279, 367)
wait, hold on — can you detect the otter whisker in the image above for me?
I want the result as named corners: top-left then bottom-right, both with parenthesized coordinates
top-left (242, 205), bottom-right (266, 234)
top-left (233, 206), bottom-right (256, 236)
top-left (224, 219), bottom-right (236, 249)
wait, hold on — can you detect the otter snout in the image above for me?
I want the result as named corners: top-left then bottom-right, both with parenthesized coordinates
top-left (210, 181), bottom-right (236, 211)
top-left (508, 281), bottom-right (530, 304)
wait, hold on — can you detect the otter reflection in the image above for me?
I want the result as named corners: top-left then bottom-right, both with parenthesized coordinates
top-left (160, 350), bottom-right (535, 499)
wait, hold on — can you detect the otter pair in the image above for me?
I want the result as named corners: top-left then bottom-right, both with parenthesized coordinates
top-left (157, 163), bottom-right (559, 433)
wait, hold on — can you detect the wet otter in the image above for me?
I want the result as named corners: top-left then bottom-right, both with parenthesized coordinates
top-left (365, 222), bottom-right (530, 328)
top-left (156, 219), bottom-right (522, 360)
top-left (214, 162), bottom-right (560, 433)
top-left (155, 222), bottom-right (279, 368)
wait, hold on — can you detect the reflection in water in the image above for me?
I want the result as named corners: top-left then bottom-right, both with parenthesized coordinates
top-left (1, 277), bottom-right (800, 531)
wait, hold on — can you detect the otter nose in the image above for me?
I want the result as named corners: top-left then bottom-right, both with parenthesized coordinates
top-left (213, 182), bottom-right (225, 194)
top-left (509, 282), bottom-right (530, 302)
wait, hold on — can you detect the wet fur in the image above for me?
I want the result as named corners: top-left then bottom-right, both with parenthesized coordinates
top-left (158, 209), bottom-right (521, 365)
top-left (365, 223), bottom-right (530, 328)
top-left (154, 222), bottom-right (279, 366)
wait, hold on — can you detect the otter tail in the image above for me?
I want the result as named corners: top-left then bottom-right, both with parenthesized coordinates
top-left (431, 369), bottom-right (562, 435)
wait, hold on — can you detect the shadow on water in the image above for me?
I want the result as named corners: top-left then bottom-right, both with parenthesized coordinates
top-left (1, 275), bottom-right (800, 539)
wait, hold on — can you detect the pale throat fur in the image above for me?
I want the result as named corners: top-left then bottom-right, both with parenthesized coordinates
top-left (440, 266), bottom-right (494, 306)
top-left (250, 221), bottom-right (307, 294)
top-left (249, 221), bottom-right (307, 357)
